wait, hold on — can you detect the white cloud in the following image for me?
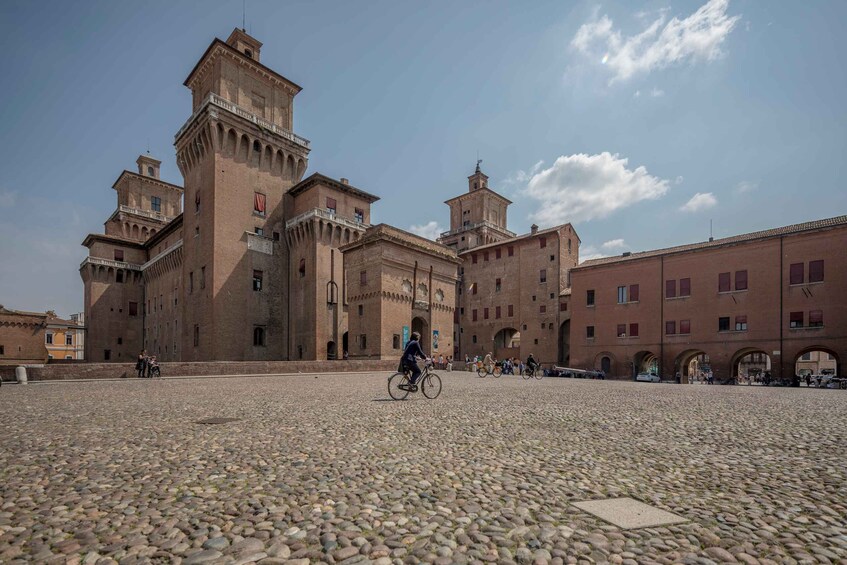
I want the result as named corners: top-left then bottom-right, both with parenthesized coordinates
top-left (571, 0), bottom-right (741, 82)
top-left (408, 221), bottom-right (444, 241)
top-left (675, 175), bottom-right (685, 185)
top-left (0, 190), bottom-right (17, 208)
top-left (578, 244), bottom-right (606, 262)
top-left (650, 87), bottom-right (665, 97)
top-left (633, 90), bottom-right (641, 97)
top-left (680, 192), bottom-right (718, 212)
top-left (735, 180), bottom-right (758, 193)
top-left (503, 160), bottom-right (545, 185)
top-left (523, 152), bottom-right (670, 225)
top-left (601, 238), bottom-right (626, 250)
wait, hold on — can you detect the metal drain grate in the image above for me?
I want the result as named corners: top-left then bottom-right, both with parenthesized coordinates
top-left (195, 417), bottom-right (241, 425)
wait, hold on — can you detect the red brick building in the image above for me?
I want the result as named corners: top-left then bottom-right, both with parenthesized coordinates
top-left (569, 216), bottom-right (847, 382)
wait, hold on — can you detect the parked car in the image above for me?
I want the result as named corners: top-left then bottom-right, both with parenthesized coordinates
top-left (636, 372), bottom-right (660, 383)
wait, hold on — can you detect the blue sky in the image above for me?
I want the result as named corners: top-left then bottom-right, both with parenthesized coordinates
top-left (1, 0), bottom-right (845, 316)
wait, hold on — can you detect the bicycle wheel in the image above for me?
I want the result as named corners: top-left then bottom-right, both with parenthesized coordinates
top-left (422, 373), bottom-right (442, 399)
top-left (477, 367), bottom-right (487, 378)
top-left (388, 372), bottom-right (410, 400)
top-left (522, 368), bottom-right (531, 380)
top-left (534, 370), bottom-right (543, 380)
top-left (493, 366), bottom-right (502, 378)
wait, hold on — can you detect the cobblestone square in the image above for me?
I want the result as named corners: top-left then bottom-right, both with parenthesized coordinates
top-left (0, 372), bottom-right (845, 564)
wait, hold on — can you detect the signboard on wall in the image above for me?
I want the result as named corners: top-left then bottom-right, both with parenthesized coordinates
top-left (402, 326), bottom-right (409, 348)
top-left (432, 330), bottom-right (439, 350)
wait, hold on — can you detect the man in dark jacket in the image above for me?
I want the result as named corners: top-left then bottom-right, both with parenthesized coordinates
top-left (401, 331), bottom-right (427, 390)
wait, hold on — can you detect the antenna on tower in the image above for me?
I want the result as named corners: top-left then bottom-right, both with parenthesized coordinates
top-left (146, 139), bottom-right (150, 155)
top-left (242, 0), bottom-right (246, 31)
top-left (709, 219), bottom-right (714, 242)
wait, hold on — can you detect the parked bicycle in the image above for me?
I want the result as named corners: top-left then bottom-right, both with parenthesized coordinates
top-left (477, 362), bottom-right (502, 378)
top-left (522, 365), bottom-right (542, 380)
top-left (388, 358), bottom-right (442, 400)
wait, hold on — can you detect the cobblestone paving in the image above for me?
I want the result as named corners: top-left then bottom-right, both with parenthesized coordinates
top-left (1, 372), bottom-right (845, 564)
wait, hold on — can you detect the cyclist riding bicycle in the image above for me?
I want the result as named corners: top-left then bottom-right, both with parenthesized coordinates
top-left (400, 331), bottom-right (427, 390)
top-left (483, 352), bottom-right (495, 373)
top-left (526, 353), bottom-right (539, 374)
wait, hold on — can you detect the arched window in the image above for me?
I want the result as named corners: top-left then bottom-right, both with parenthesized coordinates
top-left (245, 49), bottom-right (253, 59)
top-left (147, 166), bottom-right (154, 176)
top-left (253, 326), bottom-right (266, 347)
top-left (299, 258), bottom-right (306, 277)
top-left (253, 140), bottom-right (261, 152)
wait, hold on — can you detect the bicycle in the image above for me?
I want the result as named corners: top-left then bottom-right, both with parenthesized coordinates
top-left (477, 363), bottom-right (502, 378)
top-left (388, 359), bottom-right (442, 400)
top-left (522, 365), bottom-right (543, 380)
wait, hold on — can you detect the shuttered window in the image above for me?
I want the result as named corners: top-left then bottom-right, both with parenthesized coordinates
top-left (790, 311), bottom-right (803, 328)
top-left (679, 278), bottom-right (691, 296)
top-left (666, 280), bottom-right (676, 298)
top-left (680, 319), bottom-right (691, 334)
top-left (718, 272), bottom-right (730, 292)
top-left (254, 192), bottom-right (266, 215)
top-left (666, 321), bottom-right (676, 335)
top-left (629, 323), bottom-right (639, 337)
top-left (789, 263), bottom-right (804, 285)
top-left (809, 310), bottom-right (823, 327)
top-left (629, 284), bottom-right (639, 302)
top-left (809, 260), bottom-right (824, 283)
top-left (735, 270), bottom-right (748, 291)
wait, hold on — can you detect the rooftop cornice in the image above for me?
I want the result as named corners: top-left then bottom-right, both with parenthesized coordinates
top-left (111, 170), bottom-right (184, 193)
top-left (444, 186), bottom-right (513, 205)
top-left (288, 172), bottom-right (379, 203)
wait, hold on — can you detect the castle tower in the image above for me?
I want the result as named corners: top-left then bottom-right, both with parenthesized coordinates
top-left (438, 162), bottom-right (514, 252)
top-left (174, 28), bottom-right (310, 360)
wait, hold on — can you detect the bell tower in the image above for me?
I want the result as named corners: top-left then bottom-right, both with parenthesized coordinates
top-left (174, 28), bottom-right (311, 361)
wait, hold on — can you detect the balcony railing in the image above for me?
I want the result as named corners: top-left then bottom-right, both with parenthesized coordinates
top-left (118, 205), bottom-right (169, 222)
top-left (285, 208), bottom-right (369, 232)
top-left (175, 93), bottom-right (311, 149)
top-left (141, 239), bottom-right (183, 271)
top-left (80, 256), bottom-right (142, 271)
top-left (246, 231), bottom-right (273, 255)
top-left (439, 220), bottom-right (515, 239)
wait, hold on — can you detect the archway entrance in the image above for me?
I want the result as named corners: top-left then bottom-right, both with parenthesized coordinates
top-left (731, 348), bottom-right (772, 385)
top-left (412, 317), bottom-right (430, 352)
top-left (633, 350), bottom-right (658, 379)
top-left (493, 327), bottom-right (520, 361)
top-left (327, 341), bottom-right (337, 360)
top-left (342, 332), bottom-right (348, 359)
top-left (794, 347), bottom-right (839, 387)
top-left (558, 320), bottom-right (570, 366)
top-left (675, 349), bottom-right (709, 384)
top-left (600, 355), bottom-right (611, 374)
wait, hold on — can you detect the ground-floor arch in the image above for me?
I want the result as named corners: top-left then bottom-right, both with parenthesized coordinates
top-left (633, 350), bottom-right (658, 379)
top-left (794, 347), bottom-right (839, 386)
top-left (493, 327), bottom-right (520, 361)
top-left (327, 341), bottom-right (337, 360)
top-left (730, 347), bottom-right (772, 384)
top-left (558, 320), bottom-right (570, 366)
top-left (675, 349), bottom-right (710, 383)
top-left (412, 317), bottom-right (430, 352)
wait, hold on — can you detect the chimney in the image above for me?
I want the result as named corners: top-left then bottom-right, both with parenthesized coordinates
top-left (340, 178), bottom-right (349, 185)
top-left (530, 224), bottom-right (538, 234)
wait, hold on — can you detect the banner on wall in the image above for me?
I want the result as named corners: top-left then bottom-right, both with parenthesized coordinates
top-left (432, 330), bottom-right (439, 350)
top-left (402, 325), bottom-right (409, 348)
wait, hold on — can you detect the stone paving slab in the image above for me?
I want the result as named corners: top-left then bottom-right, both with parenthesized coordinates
top-left (572, 497), bottom-right (688, 529)
top-left (0, 371), bottom-right (845, 564)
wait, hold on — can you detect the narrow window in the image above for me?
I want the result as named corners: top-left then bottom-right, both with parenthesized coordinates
top-left (151, 196), bottom-right (161, 212)
top-left (273, 231), bottom-right (280, 241)
top-left (358, 304), bottom-right (363, 316)
top-left (195, 191), bottom-right (200, 213)
top-left (193, 325), bottom-right (200, 346)
top-left (735, 315), bottom-right (748, 331)
top-left (253, 270), bottom-right (263, 291)
top-left (104, 349), bottom-right (111, 360)
top-left (680, 319), bottom-right (691, 334)
top-left (540, 269), bottom-right (547, 283)
top-left (393, 335), bottom-right (400, 349)
top-left (789, 263), bottom-right (804, 285)
top-left (117, 337), bottom-right (123, 345)
top-left (472, 283), bottom-right (477, 295)
top-left (616, 324), bottom-right (626, 337)
top-left (666, 279), bottom-right (676, 298)
top-left (666, 321), bottom-right (676, 335)
top-left (254, 192), bottom-right (266, 216)
top-left (495, 306), bottom-right (501, 319)
top-left (46, 333), bottom-right (54, 345)
top-left (299, 258), bottom-right (306, 278)
top-left (587, 290), bottom-right (595, 306)
top-left (790, 311), bottom-right (804, 328)
top-left (550, 254), bottom-right (555, 262)
top-left (359, 334), bottom-right (367, 349)
top-left (809, 260), bottom-right (824, 283)
top-left (809, 310), bottom-right (823, 327)
top-left (629, 284), bottom-right (639, 302)
top-left (679, 278), bottom-right (691, 297)
top-left (617, 286), bottom-right (627, 304)
top-left (200, 266), bottom-right (206, 289)
top-left (472, 254), bottom-right (478, 264)
top-left (559, 302), bottom-right (567, 311)
top-left (483, 251), bottom-right (489, 261)
top-left (189, 271), bottom-right (194, 293)
top-left (253, 326), bottom-right (266, 346)
top-left (735, 270), bottom-right (748, 291)
top-left (495, 248), bottom-right (501, 259)
top-left (360, 270), bottom-right (367, 286)
top-left (586, 326), bottom-right (594, 338)
top-left (129, 302), bottom-right (138, 316)
top-left (484, 308), bottom-right (489, 320)
top-left (354, 208), bottom-right (364, 223)
top-left (116, 271), bottom-right (124, 283)
top-left (66, 334), bottom-right (73, 345)
top-left (495, 278), bottom-right (501, 292)
top-left (718, 317), bottom-right (730, 331)
top-left (114, 249), bottom-right (124, 261)
top-left (718, 272), bottom-right (730, 292)
top-left (629, 323), bottom-right (639, 337)
top-left (540, 305), bottom-right (546, 313)
top-left (326, 197), bottom-right (336, 215)
top-left (508, 304), bottom-right (513, 317)
top-left (472, 335), bottom-right (477, 344)
top-left (255, 227), bottom-right (264, 236)
top-left (508, 246), bottom-right (514, 257)
top-left (539, 237), bottom-right (547, 249)
top-left (472, 309), bottom-right (478, 321)
top-left (253, 140), bottom-right (261, 152)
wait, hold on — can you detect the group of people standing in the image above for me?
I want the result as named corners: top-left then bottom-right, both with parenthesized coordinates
top-left (135, 351), bottom-right (159, 378)
top-left (465, 353), bottom-right (539, 375)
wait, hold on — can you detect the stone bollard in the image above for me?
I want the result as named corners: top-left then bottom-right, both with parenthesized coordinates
top-left (16, 366), bottom-right (28, 384)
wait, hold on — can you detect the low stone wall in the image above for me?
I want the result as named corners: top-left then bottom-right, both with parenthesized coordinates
top-left (0, 360), bottom-right (399, 382)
